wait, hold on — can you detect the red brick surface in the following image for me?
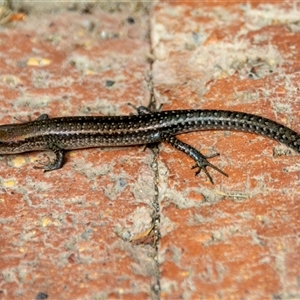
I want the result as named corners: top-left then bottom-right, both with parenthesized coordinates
top-left (0, 1), bottom-right (300, 299)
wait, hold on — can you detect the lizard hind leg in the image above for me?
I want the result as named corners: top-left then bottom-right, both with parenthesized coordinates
top-left (128, 103), bottom-right (228, 183)
top-left (164, 135), bottom-right (228, 184)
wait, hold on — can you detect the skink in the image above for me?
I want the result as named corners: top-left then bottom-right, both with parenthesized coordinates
top-left (0, 107), bottom-right (299, 184)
